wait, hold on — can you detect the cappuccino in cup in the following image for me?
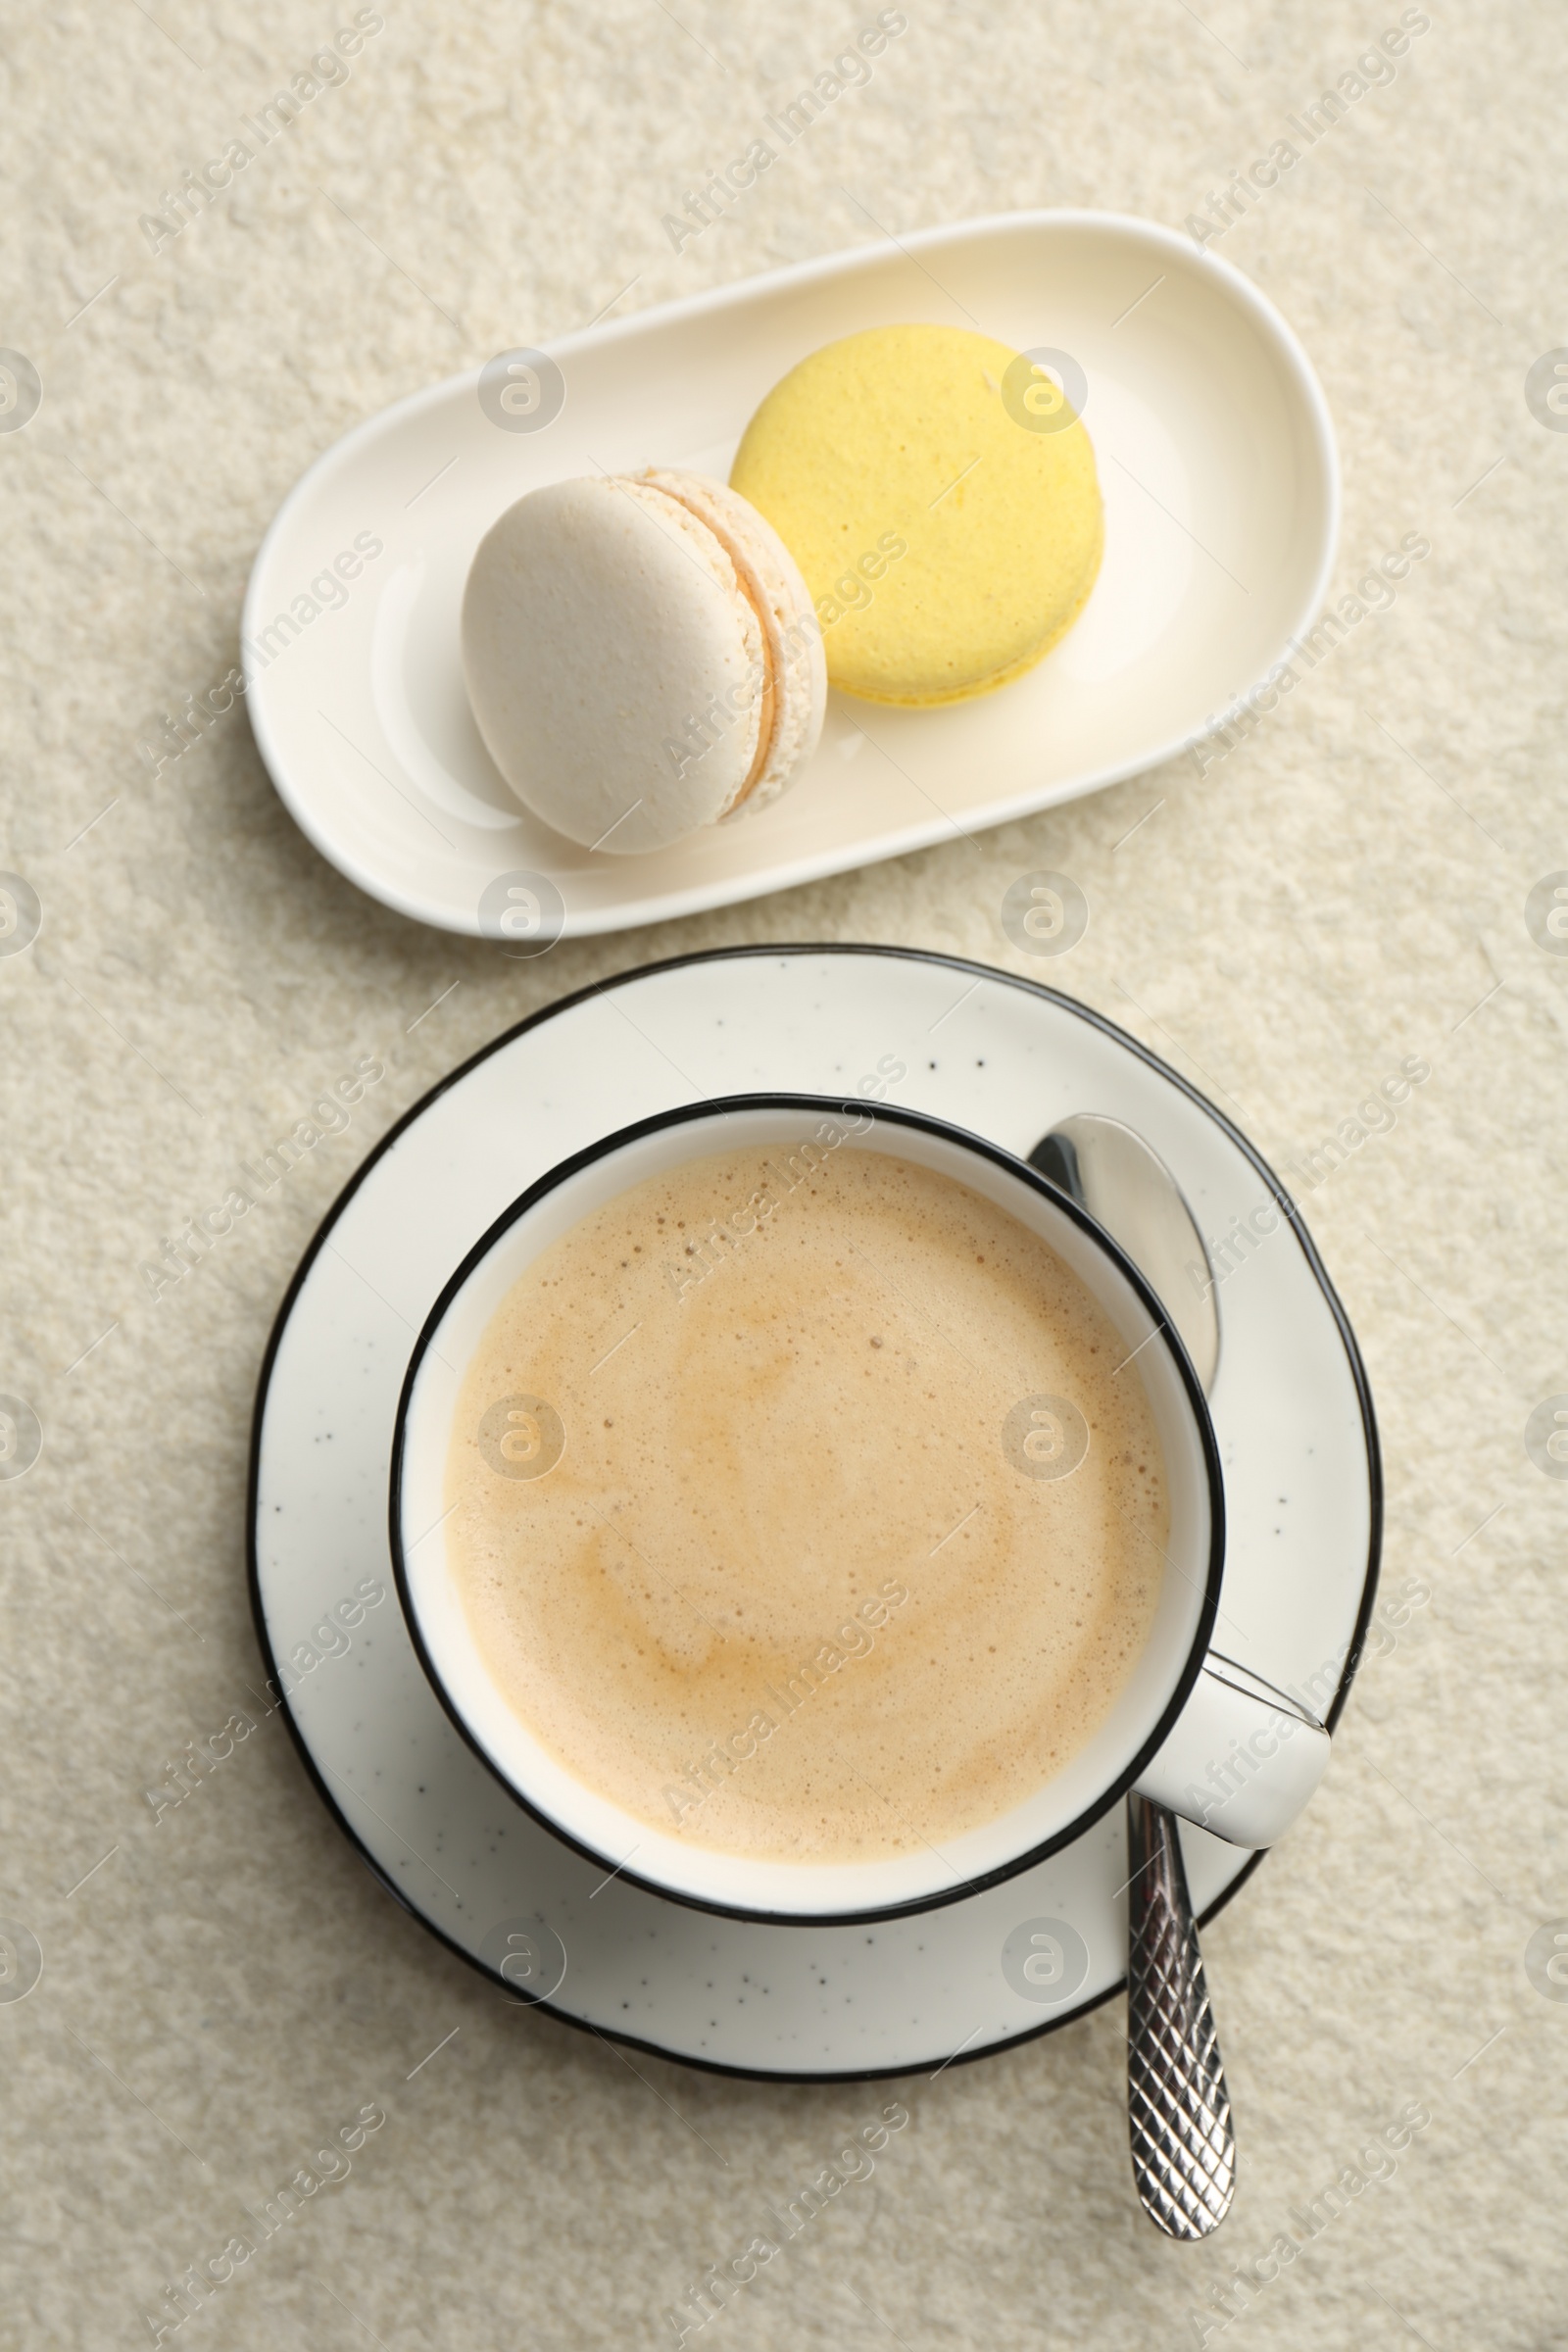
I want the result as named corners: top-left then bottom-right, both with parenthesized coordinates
top-left (444, 1130), bottom-right (1168, 1865)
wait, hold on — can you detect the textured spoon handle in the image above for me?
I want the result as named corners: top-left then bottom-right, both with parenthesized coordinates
top-left (1126, 1792), bottom-right (1236, 2238)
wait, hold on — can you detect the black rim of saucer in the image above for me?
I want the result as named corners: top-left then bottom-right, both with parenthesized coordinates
top-left (246, 943), bottom-right (1383, 2084)
top-left (386, 1090), bottom-right (1227, 1929)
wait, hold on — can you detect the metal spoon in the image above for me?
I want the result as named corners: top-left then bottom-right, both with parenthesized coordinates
top-left (1028, 1114), bottom-right (1236, 2238)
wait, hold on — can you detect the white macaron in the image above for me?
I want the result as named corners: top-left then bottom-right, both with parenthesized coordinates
top-left (462, 468), bottom-right (826, 856)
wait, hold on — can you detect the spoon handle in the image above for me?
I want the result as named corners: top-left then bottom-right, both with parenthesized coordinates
top-left (1126, 1792), bottom-right (1237, 2237)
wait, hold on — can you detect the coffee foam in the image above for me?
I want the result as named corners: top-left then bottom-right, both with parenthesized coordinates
top-left (445, 1141), bottom-right (1169, 1863)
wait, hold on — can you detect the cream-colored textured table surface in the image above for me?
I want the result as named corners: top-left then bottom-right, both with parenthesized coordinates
top-left (3, 3), bottom-right (1566, 2346)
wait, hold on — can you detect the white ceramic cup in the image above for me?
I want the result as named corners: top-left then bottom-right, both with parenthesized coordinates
top-left (391, 1096), bottom-right (1329, 1925)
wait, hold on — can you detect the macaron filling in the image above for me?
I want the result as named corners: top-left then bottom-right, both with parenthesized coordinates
top-left (611, 477), bottom-right (769, 815)
top-left (640, 485), bottom-right (778, 814)
top-left (639, 471), bottom-right (788, 814)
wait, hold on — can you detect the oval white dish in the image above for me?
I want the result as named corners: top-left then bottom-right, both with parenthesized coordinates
top-left (241, 211), bottom-right (1339, 938)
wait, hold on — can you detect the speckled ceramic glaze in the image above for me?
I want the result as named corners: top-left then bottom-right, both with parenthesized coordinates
top-left (248, 947), bottom-right (1379, 2081)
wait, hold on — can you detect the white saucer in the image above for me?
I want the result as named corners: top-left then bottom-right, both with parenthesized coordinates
top-left (240, 212), bottom-right (1338, 939)
top-left (248, 948), bottom-right (1378, 2080)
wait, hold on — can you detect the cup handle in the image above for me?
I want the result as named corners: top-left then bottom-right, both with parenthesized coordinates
top-left (1132, 1654), bottom-right (1332, 1849)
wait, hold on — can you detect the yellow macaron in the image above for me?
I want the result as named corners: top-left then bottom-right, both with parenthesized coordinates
top-left (730, 322), bottom-right (1103, 707)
